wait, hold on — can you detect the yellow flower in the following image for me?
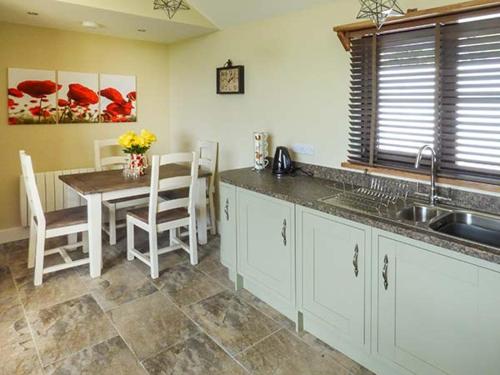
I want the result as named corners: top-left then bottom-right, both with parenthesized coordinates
top-left (135, 135), bottom-right (147, 148)
top-left (118, 131), bottom-right (137, 149)
top-left (140, 129), bottom-right (157, 146)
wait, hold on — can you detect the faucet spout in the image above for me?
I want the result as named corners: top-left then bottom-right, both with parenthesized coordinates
top-left (415, 145), bottom-right (438, 206)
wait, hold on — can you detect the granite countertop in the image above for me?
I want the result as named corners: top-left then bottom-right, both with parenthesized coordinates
top-left (220, 167), bottom-right (500, 265)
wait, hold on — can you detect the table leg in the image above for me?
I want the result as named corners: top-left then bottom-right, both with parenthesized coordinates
top-left (87, 193), bottom-right (102, 277)
top-left (197, 178), bottom-right (208, 245)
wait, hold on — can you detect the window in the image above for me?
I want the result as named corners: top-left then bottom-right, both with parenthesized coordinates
top-left (348, 16), bottom-right (500, 184)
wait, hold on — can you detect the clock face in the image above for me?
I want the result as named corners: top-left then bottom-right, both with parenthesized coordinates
top-left (217, 66), bottom-right (244, 94)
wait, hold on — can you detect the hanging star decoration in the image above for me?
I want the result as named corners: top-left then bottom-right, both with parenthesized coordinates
top-left (357, 0), bottom-right (404, 29)
top-left (153, 0), bottom-right (190, 19)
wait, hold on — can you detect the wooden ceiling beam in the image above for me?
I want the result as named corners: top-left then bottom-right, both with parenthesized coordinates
top-left (334, 0), bottom-right (500, 51)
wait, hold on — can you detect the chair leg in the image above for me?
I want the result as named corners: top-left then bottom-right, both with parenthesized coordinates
top-left (28, 217), bottom-right (36, 269)
top-left (127, 219), bottom-right (135, 261)
top-left (34, 229), bottom-right (46, 286)
top-left (209, 193), bottom-right (217, 235)
top-left (189, 217), bottom-right (198, 266)
top-left (108, 205), bottom-right (117, 245)
top-left (149, 229), bottom-right (159, 279)
top-left (67, 233), bottom-right (77, 246)
top-left (169, 229), bottom-right (176, 246)
top-left (82, 231), bottom-right (89, 254)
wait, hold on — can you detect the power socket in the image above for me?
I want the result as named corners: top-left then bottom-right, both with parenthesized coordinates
top-left (292, 143), bottom-right (315, 156)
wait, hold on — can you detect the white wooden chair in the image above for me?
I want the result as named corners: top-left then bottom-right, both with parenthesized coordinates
top-left (126, 152), bottom-right (198, 279)
top-left (160, 140), bottom-right (218, 235)
top-left (94, 139), bottom-right (149, 245)
top-left (20, 151), bottom-right (89, 286)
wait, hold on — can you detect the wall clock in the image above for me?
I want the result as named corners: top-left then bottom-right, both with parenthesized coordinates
top-left (217, 60), bottom-right (245, 95)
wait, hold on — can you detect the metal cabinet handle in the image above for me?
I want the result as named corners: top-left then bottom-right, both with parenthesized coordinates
top-left (281, 219), bottom-right (287, 246)
top-left (353, 244), bottom-right (359, 277)
top-left (382, 255), bottom-right (389, 290)
top-left (224, 198), bottom-right (229, 221)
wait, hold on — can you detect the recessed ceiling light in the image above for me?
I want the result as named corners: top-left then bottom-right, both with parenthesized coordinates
top-left (82, 20), bottom-right (99, 28)
top-left (27, 11), bottom-right (38, 16)
top-left (137, 28), bottom-right (147, 32)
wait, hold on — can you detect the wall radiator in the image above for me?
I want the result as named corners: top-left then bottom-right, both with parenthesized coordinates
top-left (20, 168), bottom-right (95, 227)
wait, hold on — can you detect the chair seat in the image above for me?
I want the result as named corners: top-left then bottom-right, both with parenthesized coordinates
top-left (36, 207), bottom-right (87, 230)
top-left (159, 188), bottom-right (189, 200)
top-left (106, 194), bottom-right (149, 204)
top-left (128, 206), bottom-right (189, 225)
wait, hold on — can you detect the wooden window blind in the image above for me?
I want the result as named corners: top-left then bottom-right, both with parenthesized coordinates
top-left (347, 15), bottom-right (500, 184)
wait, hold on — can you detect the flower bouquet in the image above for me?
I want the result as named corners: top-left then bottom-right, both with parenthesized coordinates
top-left (118, 129), bottom-right (157, 178)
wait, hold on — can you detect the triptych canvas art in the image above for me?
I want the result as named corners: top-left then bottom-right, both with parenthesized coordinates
top-left (7, 68), bottom-right (137, 125)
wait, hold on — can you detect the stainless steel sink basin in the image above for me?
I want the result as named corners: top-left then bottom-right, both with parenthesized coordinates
top-left (429, 211), bottom-right (500, 248)
top-left (397, 205), bottom-right (446, 223)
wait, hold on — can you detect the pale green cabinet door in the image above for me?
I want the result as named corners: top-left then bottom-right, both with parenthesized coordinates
top-left (375, 233), bottom-right (500, 375)
top-left (301, 210), bottom-right (368, 347)
top-left (237, 188), bottom-right (295, 305)
top-left (219, 183), bottom-right (237, 271)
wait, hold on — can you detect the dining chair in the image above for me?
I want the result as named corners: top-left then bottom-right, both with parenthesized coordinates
top-left (20, 151), bottom-right (89, 286)
top-left (160, 140), bottom-right (218, 235)
top-left (94, 139), bottom-right (149, 245)
top-left (126, 152), bottom-right (199, 279)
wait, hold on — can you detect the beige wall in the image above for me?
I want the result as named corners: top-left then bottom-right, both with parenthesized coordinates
top-left (168, 0), bottom-right (456, 171)
top-left (0, 22), bottom-right (170, 230)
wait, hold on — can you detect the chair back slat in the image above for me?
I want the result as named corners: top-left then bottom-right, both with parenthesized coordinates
top-left (198, 140), bottom-right (218, 192)
top-left (158, 198), bottom-right (190, 212)
top-left (19, 151), bottom-right (45, 226)
top-left (94, 139), bottom-right (128, 171)
top-left (148, 152), bottom-right (198, 225)
top-left (158, 176), bottom-right (191, 192)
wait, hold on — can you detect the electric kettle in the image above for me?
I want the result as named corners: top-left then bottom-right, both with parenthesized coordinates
top-left (272, 147), bottom-right (293, 177)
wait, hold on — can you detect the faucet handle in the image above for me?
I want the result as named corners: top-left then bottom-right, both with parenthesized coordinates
top-left (436, 195), bottom-right (452, 204)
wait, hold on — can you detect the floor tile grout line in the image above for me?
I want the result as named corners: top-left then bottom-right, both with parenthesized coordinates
top-left (9, 265), bottom-right (46, 373)
top-left (102, 305), bottom-right (151, 374)
top-left (167, 298), bottom-right (252, 374)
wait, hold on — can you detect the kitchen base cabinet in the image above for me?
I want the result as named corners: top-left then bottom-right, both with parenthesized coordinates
top-left (219, 183), bottom-right (237, 283)
top-left (219, 182), bottom-right (500, 375)
top-left (297, 207), bottom-right (370, 352)
top-left (374, 231), bottom-right (500, 375)
top-left (237, 188), bottom-right (296, 321)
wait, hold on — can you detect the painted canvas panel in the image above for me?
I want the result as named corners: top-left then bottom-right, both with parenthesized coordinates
top-left (57, 71), bottom-right (99, 123)
top-left (99, 74), bottom-right (137, 123)
top-left (8, 68), bottom-right (59, 125)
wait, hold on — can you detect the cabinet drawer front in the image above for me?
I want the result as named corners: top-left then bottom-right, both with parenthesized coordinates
top-left (219, 183), bottom-right (237, 269)
top-left (302, 211), bottom-right (367, 345)
top-left (375, 234), bottom-right (500, 375)
top-left (237, 189), bottom-right (295, 302)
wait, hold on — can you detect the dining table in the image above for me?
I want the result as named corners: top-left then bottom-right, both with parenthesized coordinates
top-left (59, 164), bottom-right (211, 278)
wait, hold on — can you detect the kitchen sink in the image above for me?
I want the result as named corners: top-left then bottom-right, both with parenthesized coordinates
top-left (397, 205), bottom-right (447, 223)
top-left (429, 211), bottom-right (500, 248)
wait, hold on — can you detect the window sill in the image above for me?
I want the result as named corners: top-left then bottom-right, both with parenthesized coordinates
top-left (341, 162), bottom-right (500, 194)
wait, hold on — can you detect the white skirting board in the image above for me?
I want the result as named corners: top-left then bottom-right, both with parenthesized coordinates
top-left (0, 226), bottom-right (29, 245)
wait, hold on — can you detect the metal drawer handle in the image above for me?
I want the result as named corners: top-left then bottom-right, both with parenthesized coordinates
top-left (382, 255), bottom-right (389, 290)
top-left (224, 198), bottom-right (229, 221)
top-left (281, 219), bottom-right (287, 246)
top-left (353, 244), bottom-right (359, 277)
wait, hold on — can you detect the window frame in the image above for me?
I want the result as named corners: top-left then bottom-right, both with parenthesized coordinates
top-left (345, 6), bottom-right (500, 186)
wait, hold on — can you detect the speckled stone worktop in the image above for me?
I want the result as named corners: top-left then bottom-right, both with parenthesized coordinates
top-left (220, 167), bottom-right (500, 265)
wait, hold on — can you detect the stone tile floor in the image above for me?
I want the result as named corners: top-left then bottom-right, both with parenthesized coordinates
top-left (0, 231), bottom-right (375, 375)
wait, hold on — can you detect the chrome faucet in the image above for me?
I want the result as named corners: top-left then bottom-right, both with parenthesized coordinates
top-left (415, 145), bottom-right (438, 206)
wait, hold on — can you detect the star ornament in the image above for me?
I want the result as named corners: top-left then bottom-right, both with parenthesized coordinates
top-left (153, 0), bottom-right (190, 19)
top-left (357, 0), bottom-right (404, 29)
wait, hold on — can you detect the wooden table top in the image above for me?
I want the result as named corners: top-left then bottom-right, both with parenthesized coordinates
top-left (59, 164), bottom-right (211, 195)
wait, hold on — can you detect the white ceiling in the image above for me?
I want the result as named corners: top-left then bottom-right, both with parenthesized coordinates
top-left (0, 0), bottom-right (217, 44)
top-left (0, 0), bottom-right (338, 44)
top-left (188, 0), bottom-right (336, 28)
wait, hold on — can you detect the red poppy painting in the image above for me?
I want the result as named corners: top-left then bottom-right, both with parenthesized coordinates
top-left (57, 71), bottom-right (99, 123)
top-left (99, 74), bottom-right (137, 123)
top-left (8, 68), bottom-right (58, 125)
